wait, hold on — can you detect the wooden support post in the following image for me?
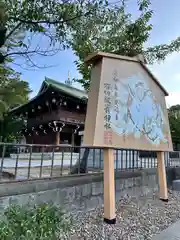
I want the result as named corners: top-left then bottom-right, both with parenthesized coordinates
top-left (104, 148), bottom-right (116, 224)
top-left (56, 132), bottom-right (60, 145)
top-left (157, 151), bottom-right (168, 202)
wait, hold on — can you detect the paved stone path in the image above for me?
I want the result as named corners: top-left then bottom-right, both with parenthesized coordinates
top-left (152, 219), bottom-right (180, 240)
top-left (0, 158), bottom-right (71, 168)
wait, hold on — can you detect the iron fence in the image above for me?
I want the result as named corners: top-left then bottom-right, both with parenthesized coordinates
top-left (0, 142), bottom-right (178, 182)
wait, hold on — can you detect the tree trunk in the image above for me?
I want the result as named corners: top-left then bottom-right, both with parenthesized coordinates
top-left (70, 148), bottom-right (90, 174)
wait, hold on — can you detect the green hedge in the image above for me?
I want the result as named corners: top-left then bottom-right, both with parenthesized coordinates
top-left (0, 204), bottom-right (73, 240)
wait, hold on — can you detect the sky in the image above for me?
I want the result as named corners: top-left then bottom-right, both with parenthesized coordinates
top-left (12, 0), bottom-right (180, 107)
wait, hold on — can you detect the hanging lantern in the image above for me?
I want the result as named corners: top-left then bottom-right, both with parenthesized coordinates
top-left (38, 105), bottom-right (41, 109)
top-left (59, 99), bottom-right (62, 104)
top-left (52, 91), bottom-right (54, 94)
top-left (63, 101), bottom-right (67, 106)
top-left (52, 98), bottom-right (56, 103)
top-left (74, 125), bottom-right (80, 134)
top-left (77, 105), bottom-right (80, 109)
top-left (58, 123), bottom-right (65, 132)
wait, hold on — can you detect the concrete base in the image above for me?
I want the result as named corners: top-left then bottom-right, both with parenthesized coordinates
top-left (160, 198), bottom-right (168, 202)
top-left (104, 218), bottom-right (116, 224)
top-left (172, 179), bottom-right (180, 191)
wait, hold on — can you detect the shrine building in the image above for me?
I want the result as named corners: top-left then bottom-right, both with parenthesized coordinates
top-left (9, 77), bottom-right (87, 149)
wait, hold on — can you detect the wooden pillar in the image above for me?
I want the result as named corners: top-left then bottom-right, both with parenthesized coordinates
top-left (104, 148), bottom-right (116, 224)
top-left (157, 151), bottom-right (168, 202)
top-left (56, 132), bottom-right (60, 145)
top-left (71, 132), bottom-right (75, 146)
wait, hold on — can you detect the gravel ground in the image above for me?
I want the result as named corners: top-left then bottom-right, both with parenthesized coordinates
top-left (68, 190), bottom-right (180, 240)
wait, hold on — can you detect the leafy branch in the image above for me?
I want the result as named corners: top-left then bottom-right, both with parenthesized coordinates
top-left (1, 0), bottom-right (108, 66)
top-left (69, 0), bottom-right (180, 90)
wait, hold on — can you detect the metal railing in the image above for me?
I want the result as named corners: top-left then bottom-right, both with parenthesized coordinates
top-left (0, 142), bottom-right (178, 182)
top-left (169, 151), bottom-right (180, 167)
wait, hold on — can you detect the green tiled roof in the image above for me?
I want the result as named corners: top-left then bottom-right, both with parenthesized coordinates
top-left (42, 77), bottom-right (88, 100)
top-left (9, 77), bottom-right (88, 114)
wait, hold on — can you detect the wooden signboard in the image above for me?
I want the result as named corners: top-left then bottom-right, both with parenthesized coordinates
top-left (84, 52), bottom-right (172, 151)
top-left (83, 52), bottom-right (173, 224)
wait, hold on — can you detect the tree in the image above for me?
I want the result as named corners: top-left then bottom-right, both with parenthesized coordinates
top-left (0, 0), bottom-right (108, 67)
top-left (0, 115), bottom-right (24, 143)
top-left (69, 0), bottom-right (180, 90)
top-left (0, 1), bottom-right (7, 63)
top-left (0, 62), bottom-right (31, 142)
top-left (168, 105), bottom-right (180, 151)
top-left (70, 0), bottom-right (180, 173)
top-left (70, 147), bottom-right (90, 174)
top-left (0, 63), bottom-right (31, 114)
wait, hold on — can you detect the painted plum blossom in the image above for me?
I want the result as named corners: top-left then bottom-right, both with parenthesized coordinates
top-left (109, 72), bottom-right (168, 145)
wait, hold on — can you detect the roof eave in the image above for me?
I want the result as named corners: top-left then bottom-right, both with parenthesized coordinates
top-left (84, 51), bottom-right (138, 65)
top-left (9, 87), bottom-right (49, 114)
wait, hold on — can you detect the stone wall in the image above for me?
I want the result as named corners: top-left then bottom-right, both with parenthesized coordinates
top-left (0, 169), bottom-right (159, 213)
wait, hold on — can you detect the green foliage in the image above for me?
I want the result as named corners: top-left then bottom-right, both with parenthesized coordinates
top-left (0, 60), bottom-right (31, 142)
top-left (69, 0), bottom-right (153, 90)
top-left (0, 1), bottom-right (7, 28)
top-left (0, 63), bottom-right (31, 118)
top-left (2, 0), bottom-right (180, 83)
top-left (69, 0), bottom-right (180, 90)
top-left (0, 204), bottom-right (72, 240)
top-left (168, 105), bottom-right (180, 149)
top-left (0, 115), bottom-right (24, 142)
top-left (1, 0), bottom-right (108, 63)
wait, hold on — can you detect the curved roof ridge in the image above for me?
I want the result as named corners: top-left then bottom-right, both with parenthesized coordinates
top-left (45, 77), bottom-right (87, 94)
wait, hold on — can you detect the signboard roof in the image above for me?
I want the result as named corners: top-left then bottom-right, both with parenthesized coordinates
top-left (85, 51), bottom-right (169, 96)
